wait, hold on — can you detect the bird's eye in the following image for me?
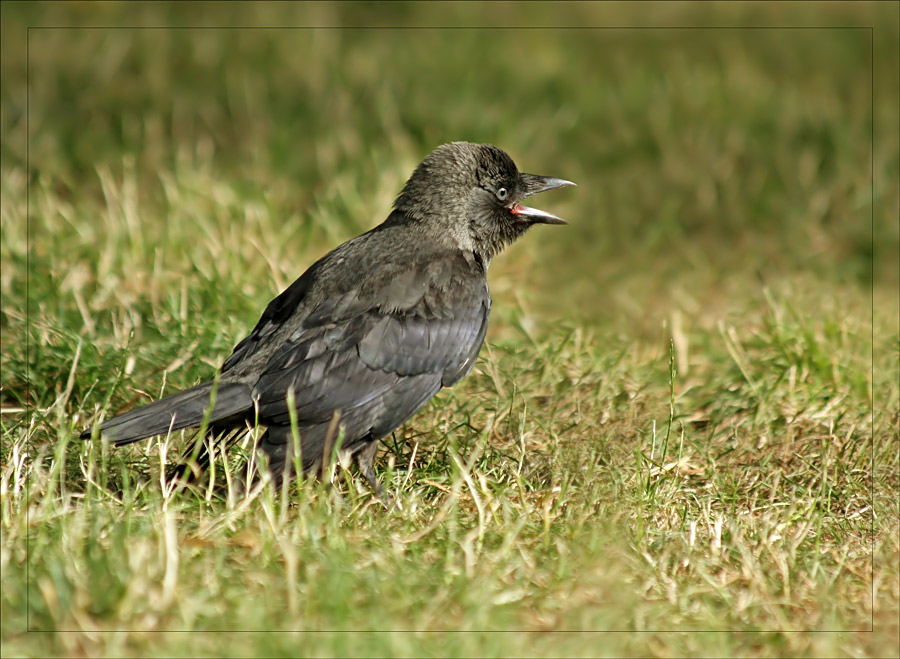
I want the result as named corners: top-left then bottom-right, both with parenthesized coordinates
top-left (496, 187), bottom-right (509, 201)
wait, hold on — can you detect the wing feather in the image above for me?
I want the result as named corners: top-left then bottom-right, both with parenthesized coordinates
top-left (251, 251), bottom-right (490, 446)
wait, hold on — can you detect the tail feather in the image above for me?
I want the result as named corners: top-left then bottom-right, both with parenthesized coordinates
top-left (81, 381), bottom-right (253, 446)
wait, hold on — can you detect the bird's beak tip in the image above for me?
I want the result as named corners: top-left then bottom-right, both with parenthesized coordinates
top-left (538, 177), bottom-right (576, 192)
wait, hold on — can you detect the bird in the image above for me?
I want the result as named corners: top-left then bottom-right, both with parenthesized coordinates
top-left (80, 142), bottom-right (575, 493)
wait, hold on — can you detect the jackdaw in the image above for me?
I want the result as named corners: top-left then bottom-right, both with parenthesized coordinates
top-left (81, 142), bottom-right (575, 492)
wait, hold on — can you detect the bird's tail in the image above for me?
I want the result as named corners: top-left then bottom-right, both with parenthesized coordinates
top-left (80, 381), bottom-right (253, 446)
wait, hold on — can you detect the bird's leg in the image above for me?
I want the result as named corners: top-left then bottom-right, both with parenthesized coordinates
top-left (355, 440), bottom-right (390, 502)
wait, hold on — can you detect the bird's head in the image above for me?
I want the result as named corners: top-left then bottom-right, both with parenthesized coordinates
top-left (393, 142), bottom-right (575, 264)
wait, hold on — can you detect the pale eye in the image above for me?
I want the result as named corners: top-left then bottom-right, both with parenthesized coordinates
top-left (496, 187), bottom-right (509, 201)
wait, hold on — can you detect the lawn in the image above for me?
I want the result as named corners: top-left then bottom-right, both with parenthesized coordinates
top-left (1, 2), bottom-right (898, 657)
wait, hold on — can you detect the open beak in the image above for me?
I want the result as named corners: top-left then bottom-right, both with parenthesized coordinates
top-left (510, 175), bottom-right (576, 225)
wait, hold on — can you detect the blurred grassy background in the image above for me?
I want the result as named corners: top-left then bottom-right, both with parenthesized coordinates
top-left (1, 2), bottom-right (898, 657)
top-left (3, 2), bottom-right (897, 372)
top-left (2, 0), bottom-right (897, 413)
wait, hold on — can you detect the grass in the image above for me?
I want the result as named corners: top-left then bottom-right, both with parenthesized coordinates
top-left (2, 2), bottom-right (899, 657)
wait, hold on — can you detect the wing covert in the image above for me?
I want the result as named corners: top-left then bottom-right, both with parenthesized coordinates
top-left (248, 249), bottom-right (491, 430)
